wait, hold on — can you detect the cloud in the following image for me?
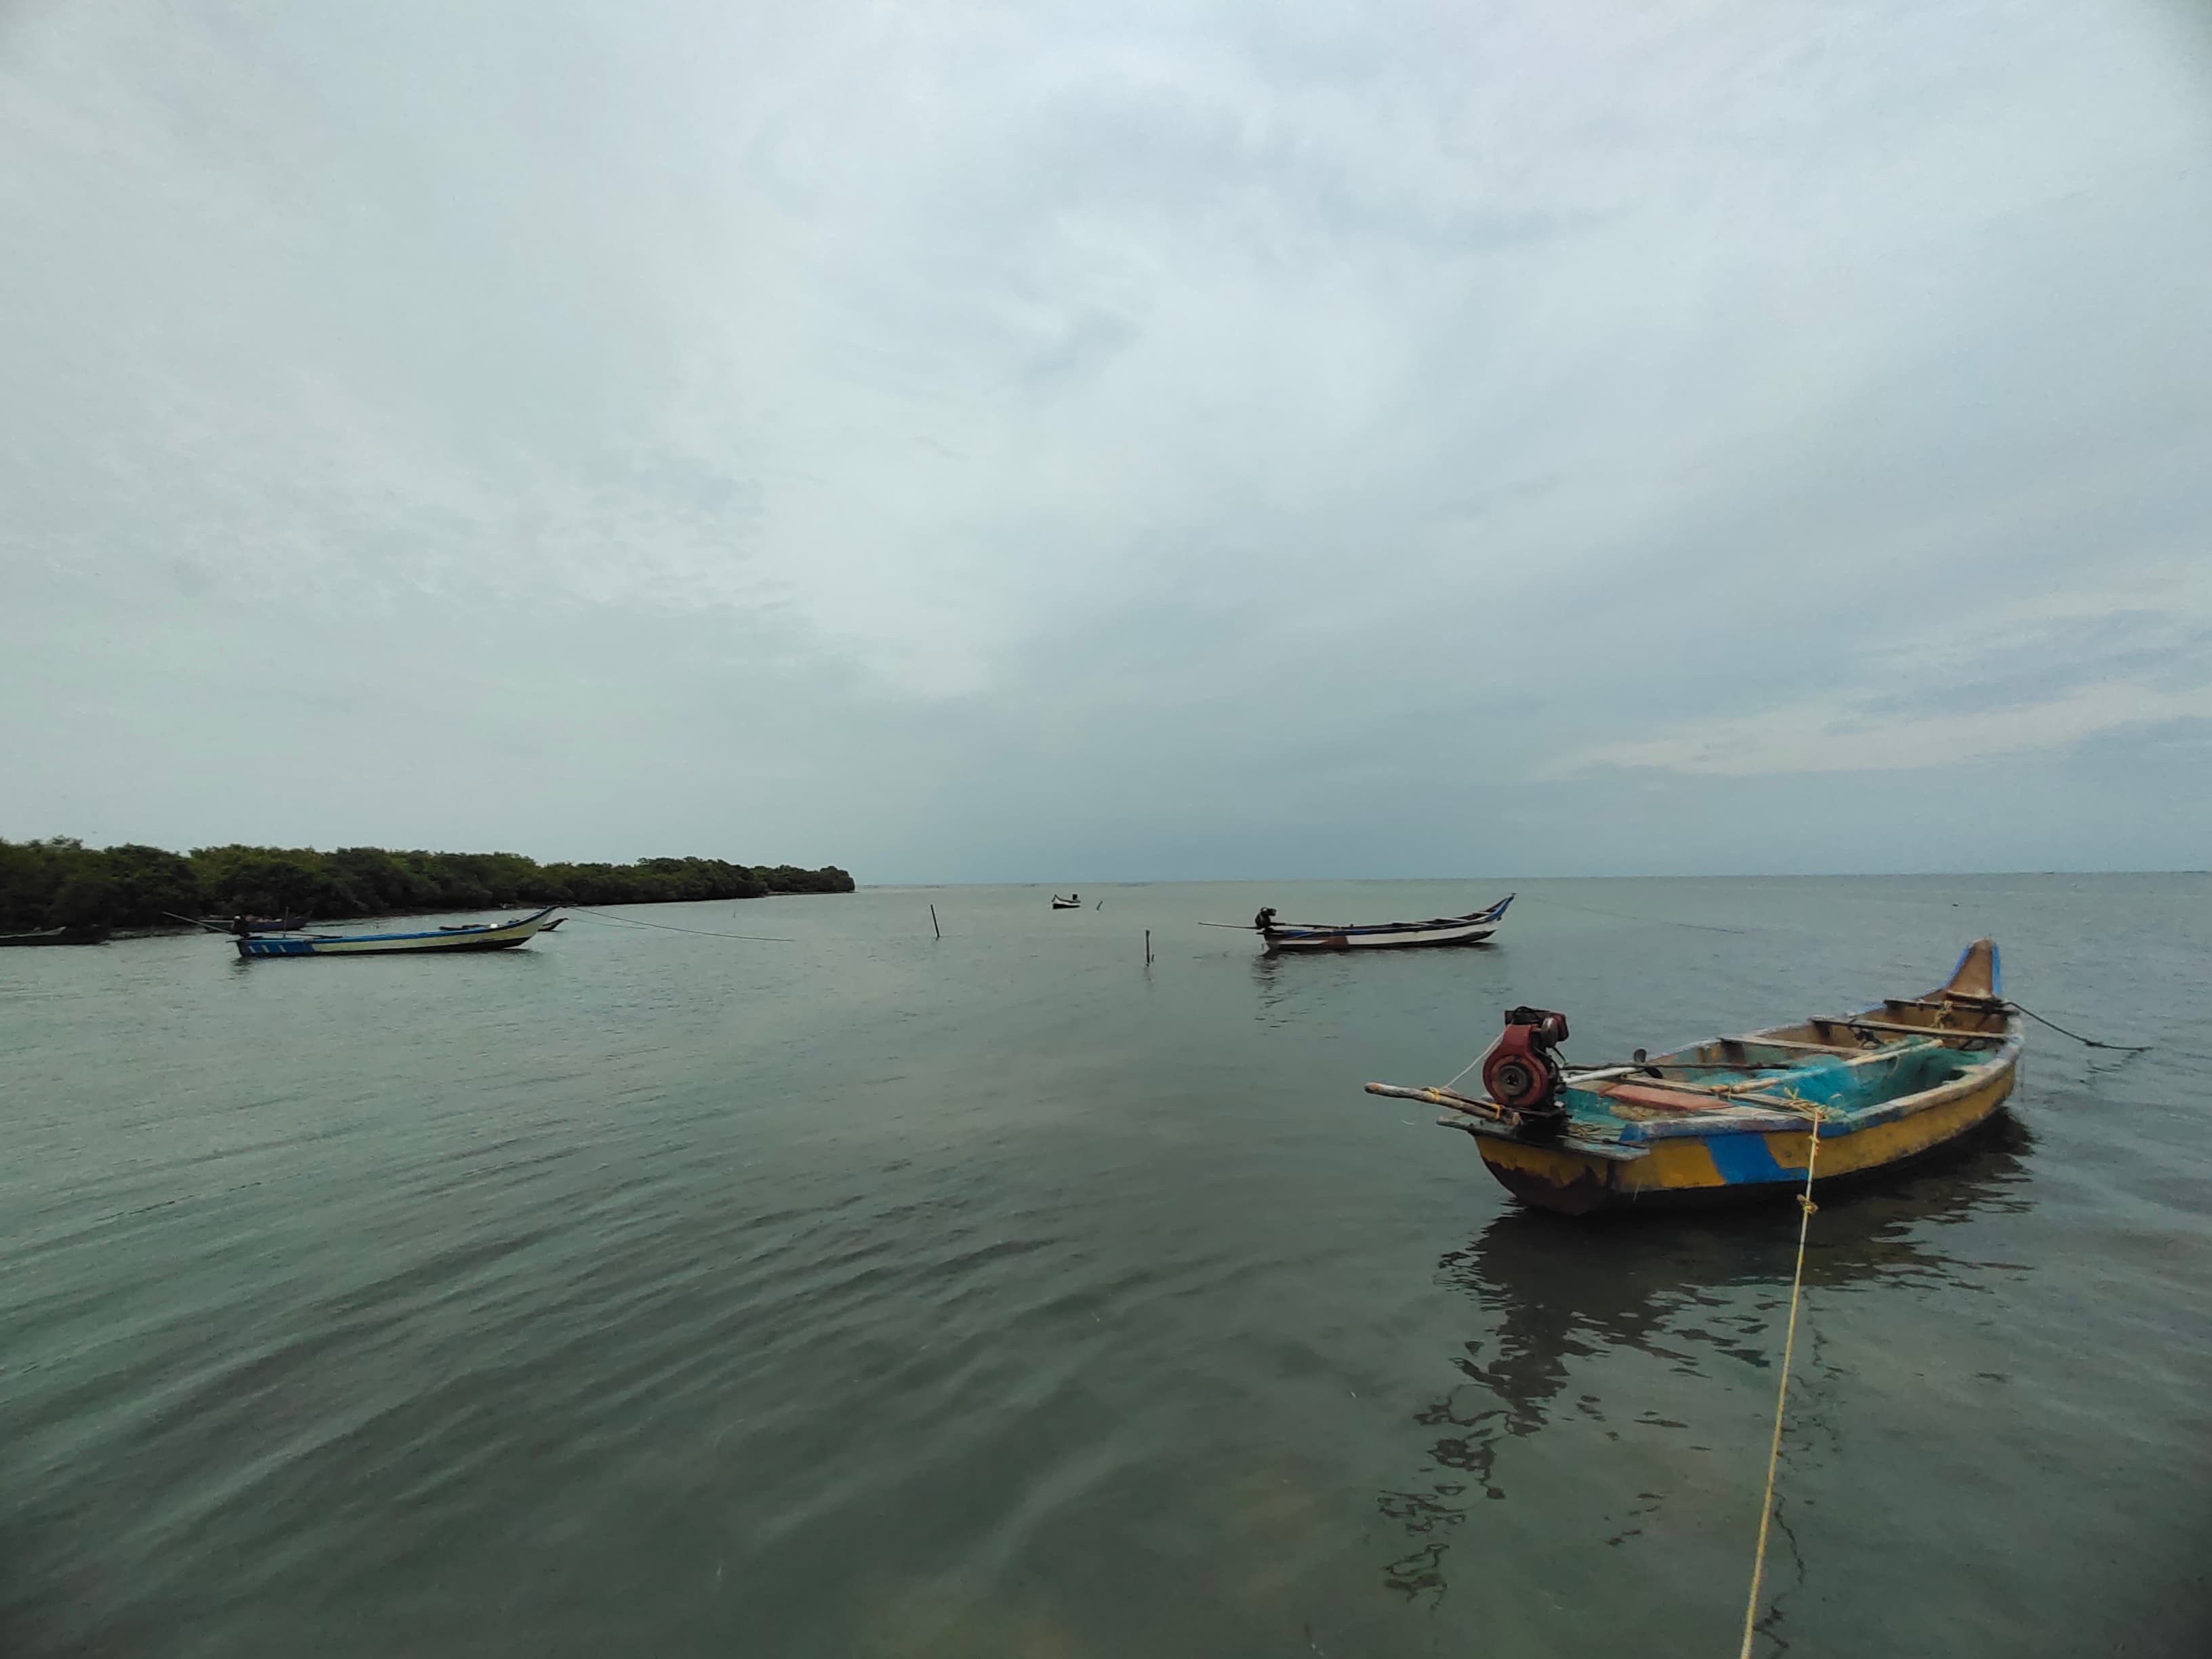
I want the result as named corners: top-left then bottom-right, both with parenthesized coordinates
top-left (1551, 562), bottom-right (2212, 777)
top-left (1554, 680), bottom-right (2212, 779)
top-left (3, 0), bottom-right (2210, 875)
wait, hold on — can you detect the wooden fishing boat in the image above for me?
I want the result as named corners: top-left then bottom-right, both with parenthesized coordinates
top-left (0, 925), bottom-right (110, 947)
top-left (235, 906), bottom-right (560, 959)
top-left (1260, 895), bottom-right (1512, 953)
top-left (1367, 940), bottom-right (2020, 1214)
top-left (1050, 895), bottom-right (1082, 909)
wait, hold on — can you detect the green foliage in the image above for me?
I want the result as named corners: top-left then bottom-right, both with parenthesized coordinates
top-left (0, 838), bottom-right (853, 931)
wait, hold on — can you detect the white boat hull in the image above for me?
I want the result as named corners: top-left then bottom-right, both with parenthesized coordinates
top-left (1265, 920), bottom-right (1502, 952)
top-left (237, 907), bottom-right (560, 958)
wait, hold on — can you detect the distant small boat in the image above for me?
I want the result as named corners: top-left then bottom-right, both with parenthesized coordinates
top-left (235, 907), bottom-right (561, 959)
top-left (1051, 895), bottom-right (1082, 909)
top-left (1257, 895), bottom-right (1512, 952)
top-left (1367, 939), bottom-right (2021, 1214)
top-left (0, 925), bottom-right (110, 947)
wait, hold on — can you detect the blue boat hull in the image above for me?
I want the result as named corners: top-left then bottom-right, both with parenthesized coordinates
top-left (236, 907), bottom-right (559, 958)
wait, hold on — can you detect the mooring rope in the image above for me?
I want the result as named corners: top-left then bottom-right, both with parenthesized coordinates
top-left (2004, 1001), bottom-right (2151, 1053)
top-left (1439, 1048), bottom-right (1490, 1094)
top-left (1737, 1101), bottom-right (1822, 1659)
top-left (565, 907), bottom-right (792, 943)
top-left (1515, 893), bottom-right (1748, 935)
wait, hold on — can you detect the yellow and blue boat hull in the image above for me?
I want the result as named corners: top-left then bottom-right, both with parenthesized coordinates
top-left (1395, 939), bottom-right (2023, 1216)
top-left (1469, 1051), bottom-right (2019, 1214)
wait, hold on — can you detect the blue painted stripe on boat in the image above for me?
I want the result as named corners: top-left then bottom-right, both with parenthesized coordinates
top-left (1706, 1132), bottom-right (1786, 1185)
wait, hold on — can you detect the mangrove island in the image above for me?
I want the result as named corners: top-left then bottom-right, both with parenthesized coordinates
top-left (0, 839), bottom-right (855, 933)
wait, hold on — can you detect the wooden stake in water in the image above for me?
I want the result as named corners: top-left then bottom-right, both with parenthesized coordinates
top-left (930, 904), bottom-right (941, 940)
top-left (1145, 928), bottom-right (1152, 965)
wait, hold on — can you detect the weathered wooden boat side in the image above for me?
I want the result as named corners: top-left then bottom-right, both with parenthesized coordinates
top-left (1265, 895), bottom-right (1513, 953)
top-left (0, 925), bottom-right (111, 947)
top-left (236, 907), bottom-right (560, 958)
top-left (1372, 941), bottom-right (2020, 1214)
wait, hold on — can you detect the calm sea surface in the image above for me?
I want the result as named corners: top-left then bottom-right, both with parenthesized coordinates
top-left (3, 876), bottom-right (2208, 1657)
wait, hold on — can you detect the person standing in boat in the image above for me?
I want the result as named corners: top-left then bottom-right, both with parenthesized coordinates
top-left (1254, 906), bottom-right (1277, 932)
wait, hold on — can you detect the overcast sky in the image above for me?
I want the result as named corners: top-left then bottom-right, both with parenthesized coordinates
top-left (3, 0), bottom-right (2209, 880)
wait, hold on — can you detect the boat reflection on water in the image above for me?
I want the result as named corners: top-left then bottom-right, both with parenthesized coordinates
top-left (1378, 1112), bottom-right (2035, 1600)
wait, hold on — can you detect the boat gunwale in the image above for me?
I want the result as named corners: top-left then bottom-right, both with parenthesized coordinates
top-left (237, 906), bottom-right (560, 956)
top-left (1613, 1036), bottom-right (2022, 1141)
top-left (254, 905), bottom-right (559, 946)
top-left (1573, 1006), bottom-right (2022, 1146)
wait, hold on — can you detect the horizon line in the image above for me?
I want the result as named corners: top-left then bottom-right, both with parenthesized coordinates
top-left (861, 868), bottom-right (2207, 886)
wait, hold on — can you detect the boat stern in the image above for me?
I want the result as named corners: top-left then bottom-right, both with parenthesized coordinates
top-left (1470, 1134), bottom-right (1625, 1215)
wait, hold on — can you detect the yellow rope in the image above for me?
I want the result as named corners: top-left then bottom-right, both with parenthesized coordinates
top-left (1736, 1103), bottom-right (1822, 1659)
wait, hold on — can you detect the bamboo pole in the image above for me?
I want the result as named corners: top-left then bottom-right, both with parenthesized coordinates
top-left (930, 904), bottom-right (940, 939)
top-left (1594, 1074), bottom-right (1821, 1113)
top-left (1366, 1081), bottom-right (1505, 1119)
top-left (1812, 1015), bottom-right (2003, 1041)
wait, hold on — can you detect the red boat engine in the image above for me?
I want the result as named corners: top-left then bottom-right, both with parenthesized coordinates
top-left (1483, 1006), bottom-right (1571, 1130)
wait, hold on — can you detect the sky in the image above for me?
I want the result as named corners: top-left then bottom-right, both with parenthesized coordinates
top-left (3, 0), bottom-right (2209, 881)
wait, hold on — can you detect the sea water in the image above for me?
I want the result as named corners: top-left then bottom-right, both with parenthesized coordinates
top-left (2, 876), bottom-right (2207, 1656)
